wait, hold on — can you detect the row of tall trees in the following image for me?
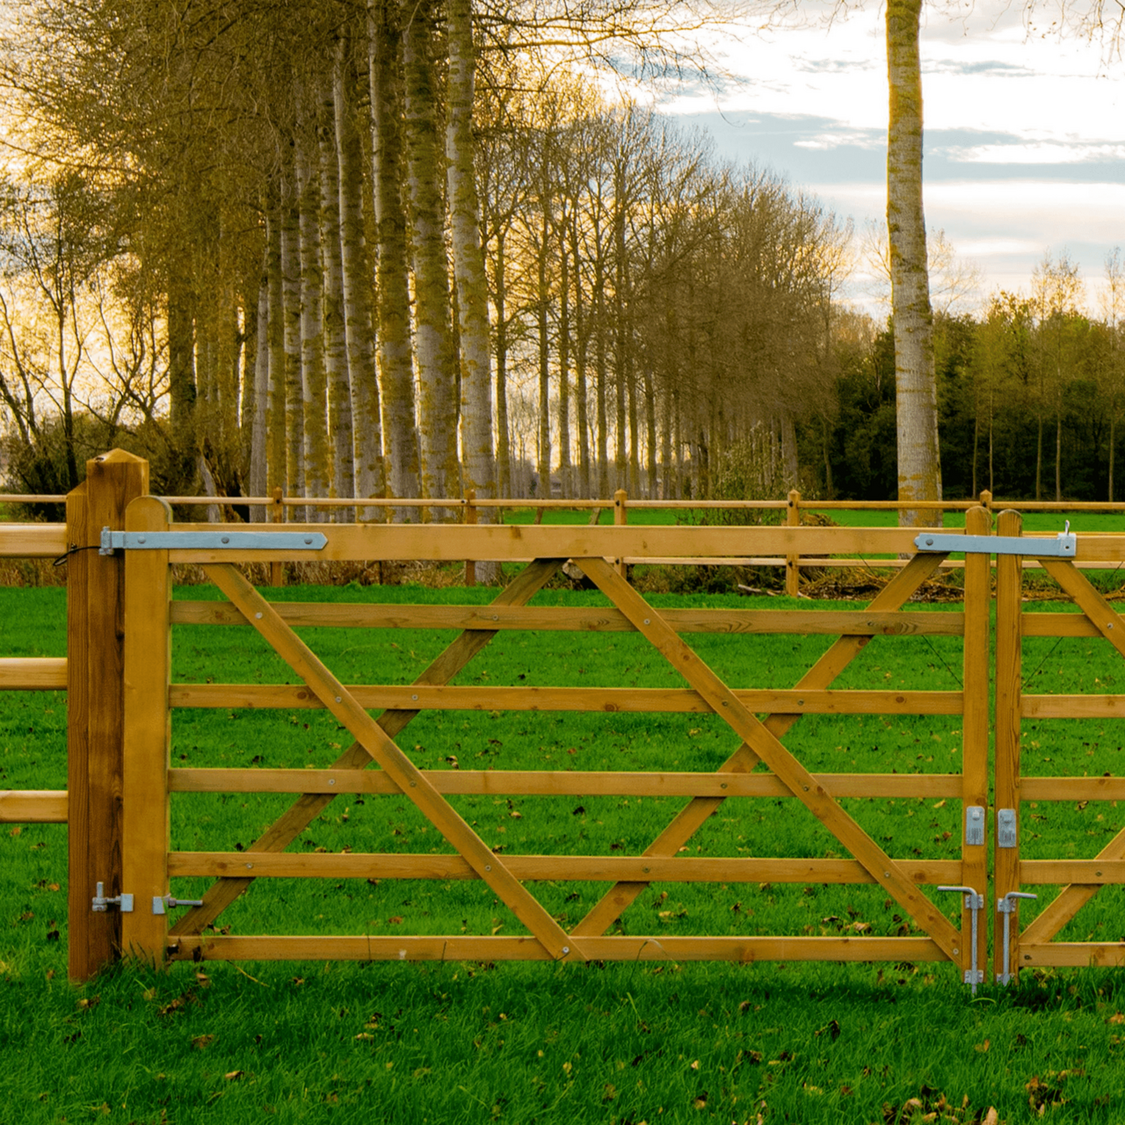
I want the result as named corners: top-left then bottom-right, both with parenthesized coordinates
top-left (816, 251), bottom-right (1125, 504)
top-left (5, 0), bottom-right (851, 508)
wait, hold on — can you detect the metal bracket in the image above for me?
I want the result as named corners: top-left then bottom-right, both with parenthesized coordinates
top-left (99, 528), bottom-right (327, 555)
top-left (91, 881), bottom-right (134, 913)
top-left (939, 885), bottom-right (984, 994)
top-left (152, 895), bottom-right (205, 915)
top-left (965, 805), bottom-right (985, 847)
top-left (997, 892), bottom-right (1038, 984)
top-left (997, 808), bottom-right (1017, 849)
top-left (914, 522), bottom-right (1076, 558)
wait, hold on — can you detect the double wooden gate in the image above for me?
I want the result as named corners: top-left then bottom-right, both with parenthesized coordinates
top-left (74, 496), bottom-right (1125, 984)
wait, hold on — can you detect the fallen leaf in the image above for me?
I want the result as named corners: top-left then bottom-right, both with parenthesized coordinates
top-left (224, 1070), bottom-right (244, 1081)
top-left (192, 1035), bottom-right (214, 1050)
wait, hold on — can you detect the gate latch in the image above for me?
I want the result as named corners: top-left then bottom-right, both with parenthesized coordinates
top-left (152, 895), bottom-right (205, 915)
top-left (91, 881), bottom-right (134, 913)
top-left (100, 528), bottom-right (327, 555)
top-left (939, 884), bottom-right (984, 994)
top-left (914, 522), bottom-right (1076, 558)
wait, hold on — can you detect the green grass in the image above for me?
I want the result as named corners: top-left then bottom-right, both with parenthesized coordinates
top-left (4, 582), bottom-right (1125, 1123)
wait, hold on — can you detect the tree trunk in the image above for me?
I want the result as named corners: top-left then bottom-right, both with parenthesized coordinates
top-left (248, 240), bottom-right (270, 514)
top-left (369, 0), bottom-right (419, 513)
top-left (886, 0), bottom-right (941, 528)
top-left (493, 229), bottom-right (511, 496)
top-left (446, 0), bottom-right (495, 503)
top-left (265, 202), bottom-right (287, 501)
top-left (403, 0), bottom-right (458, 504)
top-left (280, 154), bottom-right (306, 514)
top-left (334, 33), bottom-right (384, 512)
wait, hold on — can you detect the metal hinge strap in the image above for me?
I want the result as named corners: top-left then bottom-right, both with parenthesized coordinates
top-left (914, 523), bottom-right (1075, 558)
top-left (100, 528), bottom-right (327, 555)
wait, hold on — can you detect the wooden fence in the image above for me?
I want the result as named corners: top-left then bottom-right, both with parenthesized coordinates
top-left (3, 450), bottom-right (1125, 983)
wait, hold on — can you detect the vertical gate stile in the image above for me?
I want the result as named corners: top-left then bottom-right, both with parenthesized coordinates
top-left (960, 506), bottom-right (992, 988)
top-left (66, 450), bottom-right (148, 981)
top-left (993, 510), bottom-right (1024, 982)
top-left (121, 495), bottom-right (173, 965)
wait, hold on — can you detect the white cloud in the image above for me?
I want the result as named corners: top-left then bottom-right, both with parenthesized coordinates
top-left (944, 142), bottom-right (1125, 164)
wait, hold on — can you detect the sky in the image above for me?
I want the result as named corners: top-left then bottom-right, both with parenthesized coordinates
top-left (655, 0), bottom-right (1125, 316)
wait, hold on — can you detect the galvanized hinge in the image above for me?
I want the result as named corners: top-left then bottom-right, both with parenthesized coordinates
top-left (914, 522), bottom-right (1076, 558)
top-left (100, 528), bottom-right (327, 555)
top-left (91, 881), bottom-right (134, 913)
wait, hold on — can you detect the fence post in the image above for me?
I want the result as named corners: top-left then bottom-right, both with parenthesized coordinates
top-left (66, 449), bottom-right (148, 981)
top-left (978, 490), bottom-right (993, 516)
top-left (269, 486), bottom-right (285, 588)
top-left (121, 495), bottom-right (172, 966)
top-left (614, 489), bottom-right (628, 577)
top-left (786, 489), bottom-right (801, 596)
top-left (464, 489), bottom-right (477, 586)
top-left (993, 509), bottom-right (1023, 983)
top-left (960, 504), bottom-right (992, 988)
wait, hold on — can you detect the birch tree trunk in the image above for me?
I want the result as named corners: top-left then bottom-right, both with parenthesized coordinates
top-left (369, 0), bottom-right (419, 512)
top-left (317, 72), bottom-right (356, 520)
top-left (403, 0), bottom-right (458, 504)
top-left (248, 240), bottom-right (270, 514)
top-left (886, 0), bottom-right (942, 527)
top-left (493, 228), bottom-right (512, 496)
top-left (334, 34), bottom-right (384, 512)
top-left (265, 203), bottom-right (287, 501)
top-left (446, 0), bottom-right (495, 501)
top-left (280, 154), bottom-right (306, 514)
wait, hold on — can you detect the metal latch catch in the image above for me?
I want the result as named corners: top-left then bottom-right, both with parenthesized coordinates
top-left (100, 528), bottom-right (327, 555)
top-left (997, 892), bottom-right (1038, 985)
top-left (91, 881), bottom-right (134, 913)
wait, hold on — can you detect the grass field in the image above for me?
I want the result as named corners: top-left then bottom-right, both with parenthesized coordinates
top-left (4, 579), bottom-right (1125, 1124)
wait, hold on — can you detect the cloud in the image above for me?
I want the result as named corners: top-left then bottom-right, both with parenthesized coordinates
top-left (944, 142), bottom-right (1125, 165)
top-left (795, 129), bottom-right (884, 151)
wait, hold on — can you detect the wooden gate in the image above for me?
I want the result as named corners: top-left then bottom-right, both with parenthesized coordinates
top-left (113, 497), bottom-right (995, 976)
top-left (994, 512), bottom-right (1125, 978)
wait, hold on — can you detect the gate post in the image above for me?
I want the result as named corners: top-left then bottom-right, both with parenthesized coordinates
top-left (959, 505), bottom-right (992, 988)
top-left (121, 495), bottom-right (173, 965)
top-left (66, 449), bottom-right (149, 981)
top-left (993, 510), bottom-right (1023, 982)
top-left (785, 490), bottom-right (801, 597)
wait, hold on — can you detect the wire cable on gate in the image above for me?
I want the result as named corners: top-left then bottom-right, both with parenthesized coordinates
top-left (52, 543), bottom-right (101, 567)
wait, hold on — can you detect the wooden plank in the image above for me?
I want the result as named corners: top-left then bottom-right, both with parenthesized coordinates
top-left (1018, 943), bottom-right (1125, 968)
top-left (1050, 537), bottom-right (1125, 563)
top-left (66, 450), bottom-right (148, 982)
top-left (168, 933), bottom-right (946, 964)
top-left (1021, 777), bottom-right (1125, 801)
top-left (169, 683), bottom-right (964, 716)
top-left (160, 522), bottom-right (925, 563)
top-left (170, 767), bottom-right (965, 799)
top-left (0, 524), bottom-right (68, 558)
top-left (572, 550), bottom-right (949, 939)
top-left (785, 489), bottom-right (800, 596)
top-left (570, 555), bottom-right (962, 961)
top-left (1021, 861), bottom-right (1125, 883)
top-left (959, 507), bottom-right (991, 981)
top-left (0, 790), bottom-right (67, 822)
top-left (1039, 558), bottom-right (1125, 659)
top-left (1022, 614), bottom-right (1104, 638)
top-left (120, 496), bottom-right (173, 964)
top-left (169, 850), bottom-right (962, 885)
top-left (1019, 825), bottom-right (1125, 946)
top-left (170, 601), bottom-right (966, 637)
top-left (169, 559), bottom-right (563, 937)
top-left (1023, 695), bottom-right (1125, 718)
top-left (0, 657), bottom-right (67, 690)
top-left (195, 562), bottom-right (578, 961)
top-left (992, 510), bottom-right (1023, 983)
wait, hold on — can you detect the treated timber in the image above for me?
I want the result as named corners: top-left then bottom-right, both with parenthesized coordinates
top-left (66, 449), bottom-right (148, 981)
top-left (1019, 943), bottom-right (1125, 968)
top-left (0, 524), bottom-right (67, 557)
top-left (570, 555), bottom-right (963, 961)
top-left (169, 768), bottom-right (965, 799)
top-left (121, 496), bottom-right (173, 963)
top-left (1023, 695), bottom-right (1125, 718)
top-left (992, 510), bottom-right (1023, 983)
top-left (168, 934), bottom-right (946, 964)
top-left (1021, 777), bottom-right (1125, 801)
top-left (198, 562), bottom-right (578, 961)
top-left (1021, 861), bottom-right (1125, 883)
top-left (572, 550), bottom-right (949, 940)
top-left (0, 790), bottom-right (67, 822)
top-left (160, 521), bottom-right (924, 563)
top-left (170, 601), bottom-right (966, 636)
top-left (169, 559), bottom-right (563, 938)
top-left (168, 852), bottom-right (962, 885)
top-left (168, 684), bottom-right (963, 715)
top-left (0, 657), bottom-right (67, 690)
